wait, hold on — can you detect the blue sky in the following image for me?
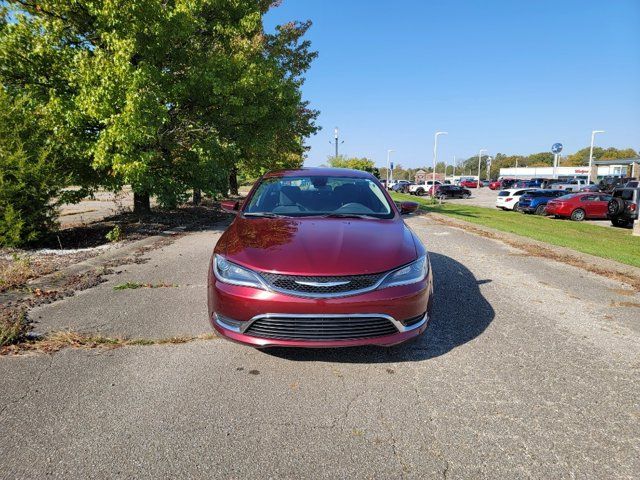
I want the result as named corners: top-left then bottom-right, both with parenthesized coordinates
top-left (264, 0), bottom-right (640, 168)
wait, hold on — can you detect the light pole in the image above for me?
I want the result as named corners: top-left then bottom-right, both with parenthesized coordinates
top-left (588, 130), bottom-right (605, 183)
top-left (386, 149), bottom-right (394, 185)
top-left (433, 132), bottom-right (448, 196)
top-left (477, 149), bottom-right (487, 188)
top-left (452, 155), bottom-right (456, 177)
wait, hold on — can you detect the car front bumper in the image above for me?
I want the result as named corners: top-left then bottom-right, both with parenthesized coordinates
top-left (207, 266), bottom-right (433, 348)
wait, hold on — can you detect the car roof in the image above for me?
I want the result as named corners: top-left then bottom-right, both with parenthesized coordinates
top-left (263, 167), bottom-right (375, 180)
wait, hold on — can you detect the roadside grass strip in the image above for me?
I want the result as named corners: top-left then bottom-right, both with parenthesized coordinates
top-left (0, 331), bottom-right (220, 356)
top-left (391, 192), bottom-right (640, 268)
top-left (113, 281), bottom-right (178, 290)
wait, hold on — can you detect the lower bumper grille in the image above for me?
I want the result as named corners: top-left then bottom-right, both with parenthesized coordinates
top-left (245, 315), bottom-right (399, 341)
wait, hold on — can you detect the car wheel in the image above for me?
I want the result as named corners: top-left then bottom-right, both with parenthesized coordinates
top-left (611, 217), bottom-right (631, 228)
top-left (416, 188), bottom-right (424, 196)
top-left (570, 209), bottom-right (586, 221)
top-left (512, 202), bottom-right (519, 211)
top-left (462, 193), bottom-right (470, 199)
top-left (607, 197), bottom-right (625, 216)
top-left (535, 205), bottom-right (547, 215)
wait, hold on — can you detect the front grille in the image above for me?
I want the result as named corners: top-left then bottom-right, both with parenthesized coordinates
top-left (259, 272), bottom-right (385, 296)
top-left (245, 315), bottom-right (398, 341)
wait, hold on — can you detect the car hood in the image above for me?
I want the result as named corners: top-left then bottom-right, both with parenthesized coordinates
top-left (215, 217), bottom-right (418, 276)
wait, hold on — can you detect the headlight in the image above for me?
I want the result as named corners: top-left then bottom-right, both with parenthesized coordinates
top-left (379, 255), bottom-right (428, 289)
top-left (214, 255), bottom-right (266, 289)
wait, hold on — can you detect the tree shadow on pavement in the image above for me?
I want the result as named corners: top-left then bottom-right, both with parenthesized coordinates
top-left (261, 252), bottom-right (494, 363)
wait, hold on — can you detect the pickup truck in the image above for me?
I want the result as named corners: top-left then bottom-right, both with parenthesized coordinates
top-left (554, 179), bottom-right (591, 192)
top-left (408, 180), bottom-right (441, 196)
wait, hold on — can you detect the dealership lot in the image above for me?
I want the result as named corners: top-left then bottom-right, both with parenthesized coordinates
top-left (1, 215), bottom-right (639, 478)
top-left (425, 187), bottom-right (618, 227)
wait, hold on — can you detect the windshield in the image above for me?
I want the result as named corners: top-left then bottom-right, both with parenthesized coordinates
top-left (244, 175), bottom-right (394, 218)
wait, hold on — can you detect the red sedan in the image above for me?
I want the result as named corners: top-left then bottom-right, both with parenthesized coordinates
top-left (489, 180), bottom-right (502, 190)
top-left (460, 180), bottom-right (479, 188)
top-left (209, 168), bottom-right (433, 348)
top-left (545, 192), bottom-right (613, 221)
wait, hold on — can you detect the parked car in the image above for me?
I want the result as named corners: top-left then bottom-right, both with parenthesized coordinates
top-left (390, 181), bottom-right (413, 193)
top-left (624, 180), bottom-right (639, 188)
top-left (607, 186), bottom-right (639, 227)
top-left (409, 180), bottom-right (441, 196)
top-left (599, 176), bottom-right (636, 193)
top-left (460, 179), bottom-right (480, 188)
top-left (495, 188), bottom-right (537, 211)
top-left (555, 179), bottom-right (592, 192)
top-left (489, 180), bottom-right (502, 190)
top-left (210, 168), bottom-right (433, 348)
top-left (481, 180), bottom-right (491, 187)
top-left (429, 184), bottom-right (472, 199)
top-left (517, 190), bottom-right (566, 215)
top-left (545, 192), bottom-right (612, 221)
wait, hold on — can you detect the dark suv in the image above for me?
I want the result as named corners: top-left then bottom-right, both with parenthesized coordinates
top-left (599, 176), bottom-right (636, 193)
top-left (607, 187), bottom-right (639, 227)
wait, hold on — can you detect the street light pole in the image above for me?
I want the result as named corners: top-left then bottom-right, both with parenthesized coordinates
top-left (588, 130), bottom-right (605, 183)
top-left (433, 132), bottom-right (448, 196)
top-left (477, 149), bottom-right (487, 188)
top-left (452, 155), bottom-right (456, 177)
top-left (386, 149), bottom-right (394, 185)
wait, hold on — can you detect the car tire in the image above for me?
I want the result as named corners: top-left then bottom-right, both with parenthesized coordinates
top-left (462, 193), bottom-right (470, 199)
top-left (611, 217), bottom-right (632, 228)
top-left (607, 197), bottom-right (625, 216)
top-left (416, 188), bottom-right (424, 196)
top-left (535, 205), bottom-right (547, 215)
top-left (513, 202), bottom-right (519, 211)
top-left (570, 209), bottom-right (586, 221)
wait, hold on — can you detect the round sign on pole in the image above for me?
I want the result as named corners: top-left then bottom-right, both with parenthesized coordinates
top-left (551, 143), bottom-right (563, 154)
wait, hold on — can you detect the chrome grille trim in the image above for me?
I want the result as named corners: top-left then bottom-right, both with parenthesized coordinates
top-left (258, 272), bottom-right (387, 298)
top-left (214, 312), bottom-right (429, 337)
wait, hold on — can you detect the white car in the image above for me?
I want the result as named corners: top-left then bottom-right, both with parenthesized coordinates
top-left (496, 188), bottom-right (537, 210)
top-left (409, 180), bottom-right (441, 196)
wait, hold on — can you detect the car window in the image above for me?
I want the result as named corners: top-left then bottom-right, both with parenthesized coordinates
top-left (498, 191), bottom-right (510, 197)
top-left (599, 195), bottom-right (612, 201)
top-left (613, 190), bottom-right (633, 200)
top-left (245, 175), bottom-right (393, 218)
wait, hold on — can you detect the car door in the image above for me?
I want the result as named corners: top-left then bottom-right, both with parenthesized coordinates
top-left (579, 195), bottom-right (599, 217)
top-left (593, 194), bottom-right (612, 217)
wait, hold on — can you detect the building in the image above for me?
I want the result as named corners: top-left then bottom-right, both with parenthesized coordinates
top-left (499, 161), bottom-right (637, 180)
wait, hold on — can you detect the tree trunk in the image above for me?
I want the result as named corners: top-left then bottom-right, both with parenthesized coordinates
top-left (228, 167), bottom-right (239, 196)
top-left (193, 188), bottom-right (202, 206)
top-left (133, 191), bottom-right (151, 215)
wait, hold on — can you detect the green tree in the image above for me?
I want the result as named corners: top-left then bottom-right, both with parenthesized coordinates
top-left (326, 155), bottom-right (379, 177)
top-left (1, 0), bottom-right (318, 215)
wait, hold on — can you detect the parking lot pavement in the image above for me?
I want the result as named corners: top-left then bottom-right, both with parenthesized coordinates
top-left (2, 215), bottom-right (639, 478)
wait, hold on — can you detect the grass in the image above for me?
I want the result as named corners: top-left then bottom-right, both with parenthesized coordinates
top-left (1, 331), bottom-right (219, 355)
top-left (392, 192), bottom-right (640, 268)
top-left (0, 254), bottom-right (37, 291)
top-left (113, 281), bottom-right (177, 290)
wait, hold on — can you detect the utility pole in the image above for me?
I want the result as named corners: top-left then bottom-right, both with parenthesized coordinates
top-left (588, 130), bottom-right (605, 183)
top-left (331, 127), bottom-right (345, 158)
top-left (452, 155), bottom-right (456, 177)
top-left (477, 149), bottom-right (487, 188)
top-left (432, 132), bottom-right (448, 197)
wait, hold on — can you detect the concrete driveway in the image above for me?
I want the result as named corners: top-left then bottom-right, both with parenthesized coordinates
top-left (1, 215), bottom-right (638, 478)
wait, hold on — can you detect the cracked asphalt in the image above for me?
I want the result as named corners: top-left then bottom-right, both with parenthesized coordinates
top-left (1, 215), bottom-right (639, 479)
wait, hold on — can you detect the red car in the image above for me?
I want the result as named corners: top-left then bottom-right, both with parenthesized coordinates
top-left (489, 180), bottom-right (502, 190)
top-left (460, 180), bottom-right (479, 188)
top-left (545, 192), bottom-right (613, 221)
top-left (208, 168), bottom-right (433, 348)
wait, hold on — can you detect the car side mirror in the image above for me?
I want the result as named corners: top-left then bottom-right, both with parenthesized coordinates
top-left (220, 200), bottom-right (240, 214)
top-left (399, 201), bottom-right (419, 215)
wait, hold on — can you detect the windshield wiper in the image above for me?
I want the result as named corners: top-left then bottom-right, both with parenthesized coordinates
top-left (321, 213), bottom-right (378, 220)
top-left (242, 212), bottom-right (288, 218)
